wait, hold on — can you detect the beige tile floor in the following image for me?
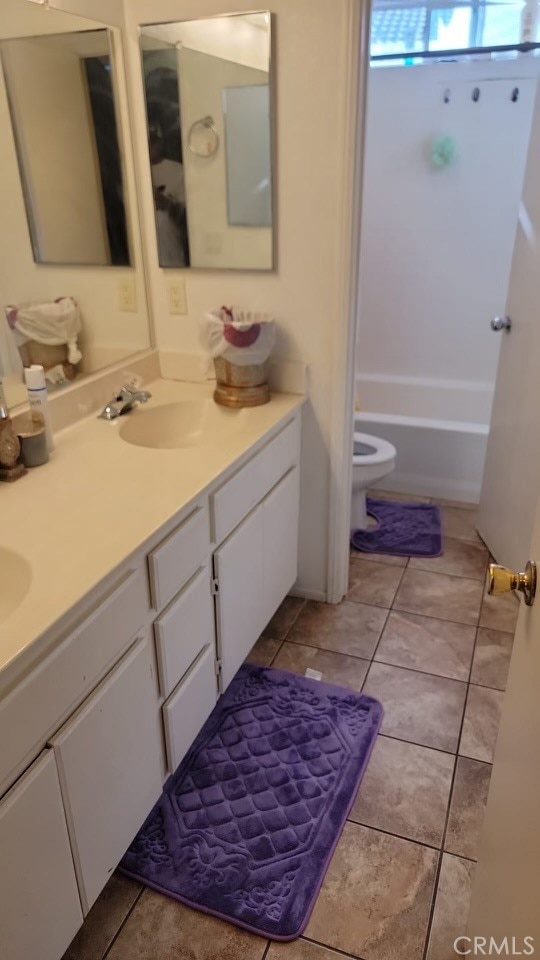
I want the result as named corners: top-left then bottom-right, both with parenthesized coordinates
top-left (62, 497), bottom-right (519, 960)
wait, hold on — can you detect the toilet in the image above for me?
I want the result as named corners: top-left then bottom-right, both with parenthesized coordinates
top-left (351, 430), bottom-right (396, 529)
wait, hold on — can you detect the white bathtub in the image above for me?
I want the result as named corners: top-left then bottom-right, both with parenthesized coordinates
top-left (354, 410), bottom-right (488, 503)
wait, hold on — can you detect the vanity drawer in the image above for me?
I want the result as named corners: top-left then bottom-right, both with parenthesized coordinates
top-left (154, 562), bottom-right (215, 699)
top-left (148, 504), bottom-right (210, 612)
top-left (0, 567), bottom-right (148, 795)
top-left (162, 645), bottom-right (217, 772)
top-left (211, 417), bottom-right (300, 544)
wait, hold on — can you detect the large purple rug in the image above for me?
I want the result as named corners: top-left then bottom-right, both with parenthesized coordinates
top-left (121, 664), bottom-right (382, 940)
top-left (351, 497), bottom-right (443, 557)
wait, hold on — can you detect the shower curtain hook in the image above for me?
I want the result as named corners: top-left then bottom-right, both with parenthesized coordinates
top-left (472, 87), bottom-right (481, 102)
top-left (511, 87), bottom-right (520, 102)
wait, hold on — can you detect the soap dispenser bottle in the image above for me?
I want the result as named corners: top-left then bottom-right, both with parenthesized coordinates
top-left (24, 365), bottom-right (54, 452)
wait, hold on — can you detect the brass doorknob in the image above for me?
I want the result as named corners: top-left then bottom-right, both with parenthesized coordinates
top-left (488, 561), bottom-right (537, 606)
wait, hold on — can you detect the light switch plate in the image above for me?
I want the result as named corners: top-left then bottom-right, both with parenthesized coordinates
top-left (119, 279), bottom-right (137, 312)
top-left (169, 280), bottom-right (188, 315)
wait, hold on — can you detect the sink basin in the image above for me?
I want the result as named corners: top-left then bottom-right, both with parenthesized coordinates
top-left (119, 400), bottom-right (248, 450)
top-left (0, 548), bottom-right (32, 624)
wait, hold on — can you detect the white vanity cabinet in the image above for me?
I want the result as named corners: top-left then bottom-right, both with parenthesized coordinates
top-left (0, 405), bottom-right (302, 960)
top-left (0, 751), bottom-right (83, 960)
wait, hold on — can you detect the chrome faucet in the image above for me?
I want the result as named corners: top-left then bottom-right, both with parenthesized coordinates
top-left (98, 385), bottom-right (152, 420)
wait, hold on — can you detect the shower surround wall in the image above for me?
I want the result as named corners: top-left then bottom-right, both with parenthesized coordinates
top-left (356, 58), bottom-right (540, 502)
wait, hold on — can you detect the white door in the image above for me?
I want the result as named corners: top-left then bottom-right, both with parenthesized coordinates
top-left (214, 504), bottom-right (265, 691)
top-left (468, 83), bottom-right (540, 941)
top-left (478, 86), bottom-right (540, 569)
top-left (467, 506), bottom-right (540, 943)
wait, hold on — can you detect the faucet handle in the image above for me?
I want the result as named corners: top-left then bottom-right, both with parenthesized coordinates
top-left (116, 385), bottom-right (151, 401)
top-left (115, 385), bottom-right (133, 402)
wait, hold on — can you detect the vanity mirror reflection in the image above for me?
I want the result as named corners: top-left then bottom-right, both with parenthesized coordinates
top-left (0, 0), bottom-right (151, 410)
top-left (140, 12), bottom-right (273, 271)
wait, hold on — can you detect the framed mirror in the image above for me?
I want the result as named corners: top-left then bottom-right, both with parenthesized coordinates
top-left (0, 0), bottom-right (151, 410)
top-left (1, 30), bottom-right (129, 266)
top-left (140, 12), bottom-right (274, 271)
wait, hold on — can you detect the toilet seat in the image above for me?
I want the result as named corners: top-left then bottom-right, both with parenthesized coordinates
top-left (353, 432), bottom-right (396, 466)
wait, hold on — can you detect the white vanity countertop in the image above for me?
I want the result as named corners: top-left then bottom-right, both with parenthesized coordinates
top-left (0, 379), bottom-right (304, 690)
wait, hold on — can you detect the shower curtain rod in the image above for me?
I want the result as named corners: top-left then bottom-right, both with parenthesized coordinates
top-left (371, 40), bottom-right (540, 62)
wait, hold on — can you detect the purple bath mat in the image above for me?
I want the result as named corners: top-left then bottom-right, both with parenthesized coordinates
top-left (121, 664), bottom-right (382, 940)
top-left (351, 497), bottom-right (442, 557)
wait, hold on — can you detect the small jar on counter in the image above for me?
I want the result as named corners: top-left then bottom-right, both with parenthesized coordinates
top-left (16, 412), bottom-right (49, 468)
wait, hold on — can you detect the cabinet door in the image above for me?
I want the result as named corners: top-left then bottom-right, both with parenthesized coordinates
top-left (0, 751), bottom-right (83, 960)
top-left (50, 637), bottom-right (162, 914)
top-left (214, 504), bottom-right (265, 691)
top-left (262, 466), bottom-right (300, 624)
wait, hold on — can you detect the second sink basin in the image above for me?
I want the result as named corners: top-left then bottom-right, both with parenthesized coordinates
top-left (0, 548), bottom-right (32, 625)
top-left (119, 400), bottom-right (247, 450)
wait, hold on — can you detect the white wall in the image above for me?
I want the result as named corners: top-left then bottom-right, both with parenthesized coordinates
top-left (0, 2), bottom-right (102, 36)
top-left (357, 58), bottom-right (540, 425)
top-left (2, 37), bottom-right (110, 265)
top-left (49, 0), bottom-right (124, 29)
top-left (144, 14), bottom-right (270, 71)
top-left (0, 0), bottom-right (150, 408)
top-left (123, 0), bottom-right (358, 600)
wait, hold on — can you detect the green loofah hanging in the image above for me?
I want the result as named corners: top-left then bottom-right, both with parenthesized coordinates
top-left (431, 135), bottom-right (456, 169)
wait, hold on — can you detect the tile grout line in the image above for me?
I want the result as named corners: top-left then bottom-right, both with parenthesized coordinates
top-left (353, 560), bottom-right (488, 585)
top-left (367, 580), bottom-right (405, 668)
top-left (370, 656), bottom-right (505, 695)
top-left (269, 640), bottom-right (284, 667)
top-left (301, 932), bottom-right (368, 960)
top-left (377, 729), bottom-right (495, 765)
top-left (102, 885), bottom-right (145, 960)
top-left (421, 552), bottom-right (491, 960)
top-left (343, 816), bottom-right (478, 861)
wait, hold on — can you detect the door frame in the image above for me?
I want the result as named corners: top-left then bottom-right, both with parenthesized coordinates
top-left (326, 0), bottom-right (372, 603)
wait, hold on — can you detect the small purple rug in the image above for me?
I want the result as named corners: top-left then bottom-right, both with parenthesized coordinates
top-left (351, 497), bottom-right (443, 557)
top-left (120, 664), bottom-right (382, 940)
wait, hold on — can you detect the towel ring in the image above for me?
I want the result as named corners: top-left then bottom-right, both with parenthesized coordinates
top-left (187, 116), bottom-right (219, 158)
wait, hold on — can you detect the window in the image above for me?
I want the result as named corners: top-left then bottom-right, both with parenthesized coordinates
top-left (370, 0), bottom-right (526, 60)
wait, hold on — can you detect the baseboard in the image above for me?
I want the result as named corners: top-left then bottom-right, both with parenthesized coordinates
top-left (289, 586), bottom-right (327, 603)
top-left (375, 471), bottom-right (481, 504)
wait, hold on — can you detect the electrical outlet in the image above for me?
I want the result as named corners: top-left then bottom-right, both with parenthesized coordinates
top-left (119, 279), bottom-right (137, 312)
top-left (169, 279), bottom-right (187, 315)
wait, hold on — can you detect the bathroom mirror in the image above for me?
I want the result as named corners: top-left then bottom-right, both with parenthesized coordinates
top-left (140, 12), bottom-right (274, 270)
top-left (0, 0), bottom-right (151, 410)
top-left (1, 30), bottom-right (129, 267)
